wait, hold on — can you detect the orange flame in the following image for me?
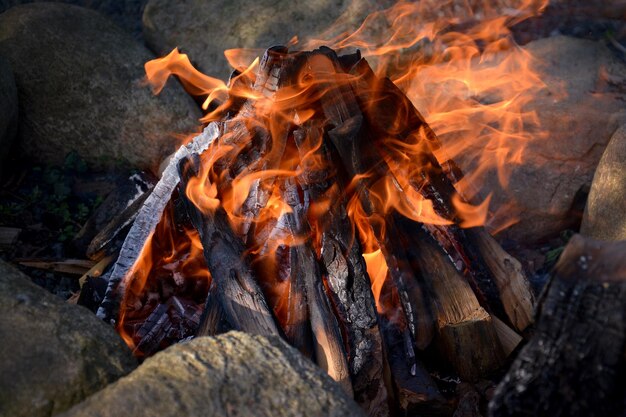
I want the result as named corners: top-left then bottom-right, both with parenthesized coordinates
top-left (125, 0), bottom-right (550, 342)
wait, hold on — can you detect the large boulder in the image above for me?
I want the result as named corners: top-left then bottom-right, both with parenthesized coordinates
top-left (142, 0), bottom-right (392, 80)
top-left (580, 125), bottom-right (626, 241)
top-left (60, 332), bottom-right (365, 417)
top-left (0, 54), bottom-right (17, 171)
top-left (0, 260), bottom-right (137, 417)
top-left (0, 3), bottom-right (201, 173)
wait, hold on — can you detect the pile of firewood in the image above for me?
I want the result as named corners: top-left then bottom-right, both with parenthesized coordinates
top-left (96, 46), bottom-right (535, 416)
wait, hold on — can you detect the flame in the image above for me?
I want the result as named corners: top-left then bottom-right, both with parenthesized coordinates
top-left (362, 249), bottom-right (388, 313)
top-left (117, 201), bottom-right (211, 354)
top-left (123, 0), bottom-right (550, 349)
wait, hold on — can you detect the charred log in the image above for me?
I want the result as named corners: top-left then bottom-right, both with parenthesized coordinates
top-left (177, 153), bottom-right (280, 337)
top-left (489, 235), bottom-right (626, 417)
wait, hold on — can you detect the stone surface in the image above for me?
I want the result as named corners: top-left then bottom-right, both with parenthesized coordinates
top-left (0, 3), bottom-right (201, 173)
top-left (580, 125), bottom-right (626, 241)
top-left (60, 332), bottom-right (365, 417)
top-left (0, 260), bottom-right (137, 417)
top-left (0, 0), bottom-right (149, 39)
top-left (0, 54), bottom-right (17, 171)
top-left (142, 0), bottom-right (393, 80)
top-left (450, 36), bottom-right (626, 243)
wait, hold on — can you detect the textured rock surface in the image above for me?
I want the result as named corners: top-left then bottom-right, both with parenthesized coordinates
top-left (457, 36), bottom-right (626, 243)
top-left (142, 0), bottom-right (393, 79)
top-left (0, 0), bottom-right (149, 39)
top-left (0, 260), bottom-right (137, 417)
top-left (0, 54), bottom-right (17, 171)
top-left (60, 332), bottom-right (365, 417)
top-left (580, 125), bottom-right (626, 241)
top-left (0, 3), bottom-right (201, 173)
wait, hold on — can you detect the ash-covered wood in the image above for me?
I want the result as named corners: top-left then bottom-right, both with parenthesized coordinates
top-left (96, 123), bottom-right (220, 324)
top-left (489, 235), bottom-right (626, 417)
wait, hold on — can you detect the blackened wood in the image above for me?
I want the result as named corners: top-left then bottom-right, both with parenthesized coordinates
top-left (294, 122), bottom-right (389, 416)
top-left (135, 302), bottom-right (171, 356)
top-left (307, 49), bottom-right (434, 350)
top-left (177, 153), bottom-right (280, 338)
top-left (97, 123), bottom-right (221, 324)
top-left (281, 176), bottom-right (353, 396)
top-left (328, 115), bottom-right (435, 351)
top-left (379, 308), bottom-right (450, 417)
top-left (251, 214), bottom-right (314, 359)
top-left (489, 235), bottom-right (626, 417)
top-left (86, 191), bottom-right (149, 259)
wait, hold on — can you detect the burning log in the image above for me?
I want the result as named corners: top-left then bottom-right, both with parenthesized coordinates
top-left (96, 123), bottom-right (220, 324)
top-left (177, 153), bottom-right (280, 338)
top-left (348, 58), bottom-right (534, 335)
top-left (489, 235), bottom-right (626, 417)
top-left (293, 107), bottom-right (388, 413)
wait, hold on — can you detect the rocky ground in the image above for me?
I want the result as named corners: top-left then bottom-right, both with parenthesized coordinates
top-left (0, 1), bottom-right (626, 417)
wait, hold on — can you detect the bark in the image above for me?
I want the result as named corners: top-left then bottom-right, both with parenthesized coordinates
top-left (489, 235), bottom-right (626, 417)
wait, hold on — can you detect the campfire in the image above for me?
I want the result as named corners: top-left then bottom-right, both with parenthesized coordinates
top-left (92, 2), bottom-right (547, 414)
top-left (3, 0), bottom-right (626, 416)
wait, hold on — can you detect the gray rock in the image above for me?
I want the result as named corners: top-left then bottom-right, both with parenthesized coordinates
top-left (0, 54), bottom-right (17, 171)
top-left (142, 0), bottom-right (393, 80)
top-left (60, 332), bottom-right (366, 417)
top-left (0, 260), bottom-right (137, 417)
top-left (452, 36), bottom-right (626, 243)
top-left (0, 0), bottom-right (149, 39)
top-left (580, 125), bottom-right (626, 240)
top-left (0, 3), bottom-right (201, 173)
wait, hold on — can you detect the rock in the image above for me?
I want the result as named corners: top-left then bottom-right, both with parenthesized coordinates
top-left (142, 0), bottom-right (393, 80)
top-left (580, 125), bottom-right (626, 240)
top-left (445, 36), bottom-right (626, 243)
top-left (0, 3), bottom-right (201, 173)
top-left (0, 54), bottom-right (18, 172)
top-left (0, 260), bottom-right (137, 417)
top-left (0, 0), bottom-right (149, 39)
top-left (60, 332), bottom-right (365, 417)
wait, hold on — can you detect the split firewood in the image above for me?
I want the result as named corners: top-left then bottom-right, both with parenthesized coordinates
top-left (196, 280), bottom-right (232, 337)
top-left (314, 49), bottom-right (434, 351)
top-left (466, 228), bottom-right (534, 332)
top-left (490, 235), bottom-right (626, 417)
top-left (293, 100), bottom-right (388, 413)
top-left (98, 44), bottom-right (541, 417)
top-left (17, 258), bottom-right (95, 275)
top-left (177, 153), bottom-right (280, 338)
top-left (401, 221), bottom-right (505, 381)
top-left (96, 123), bottom-right (220, 324)
top-left (281, 176), bottom-right (353, 396)
top-left (86, 191), bottom-right (150, 260)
